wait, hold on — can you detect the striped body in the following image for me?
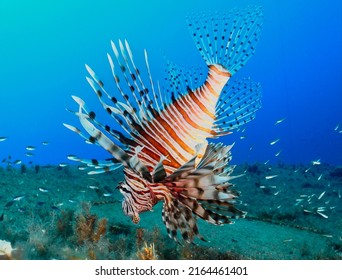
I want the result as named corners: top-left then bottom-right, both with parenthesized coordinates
top-left (131, 64), bottom-right (231, 174)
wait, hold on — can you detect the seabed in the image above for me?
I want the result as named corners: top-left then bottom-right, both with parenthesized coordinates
top-left (0, 163), bottom-right (341, 260)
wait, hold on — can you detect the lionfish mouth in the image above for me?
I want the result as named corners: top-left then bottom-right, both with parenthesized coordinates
top-left (64, 6), bottom-right (263, 243)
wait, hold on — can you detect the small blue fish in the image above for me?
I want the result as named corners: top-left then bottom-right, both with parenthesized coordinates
top-left (51, 206), bottom-right (60, 211)
top-left (13, 195), bottom-right (25, 201)
top-left (311, 159), bottom-right (321, 165)
top-left (4, 200), bottom-right (14, 208)
top-left (275, 150), bottom-right (282, 157)
top-left (274, 118), bottom-right (286, 125)
top-left (270, 139), bottom-right (280, 145)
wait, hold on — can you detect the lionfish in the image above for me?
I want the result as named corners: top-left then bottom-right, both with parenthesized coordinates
top-left (64, 6), bottom-right (263, 243)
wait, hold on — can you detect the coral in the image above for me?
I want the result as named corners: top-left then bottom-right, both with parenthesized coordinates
top-left (28, 228), bottom-right (49, 257)
top-left (76, 214), bottom-right (94, 244)
top-left (92, 218), bottom-right (107, 243)
top-left (133, 226), bottom-right (169, 259)
top-left (137, 242), bottom-right (157, 260)
top-left (0, 239), bottom-right (14, 260)
top-left (75, 204), bottom-right (107, 245)
top-left (56, 210), bottom-right (74, 238)
top-left (135, 227), bottom-right (145, 249)
top-left (54, 206), bottom-right (109, 260)
top-left (88, 249), bottom-right (97, 260)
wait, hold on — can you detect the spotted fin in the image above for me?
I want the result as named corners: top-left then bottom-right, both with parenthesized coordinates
top-left (162, 197), bottom-right (205, 243)
top-left (65, 99), bottom-right (152, 181)
top-left (80, 41), bottom-right (186, 173)
top-left (187, 6), bottom-right (263, 74)
top-left (66, 155), bottom-right (122, 175)
top-left (164, 59), bottom-right (205, 103)
top-left (160, 142), bottom-right (244, 242)
top-left (211, 77), bottom-right (262, 136)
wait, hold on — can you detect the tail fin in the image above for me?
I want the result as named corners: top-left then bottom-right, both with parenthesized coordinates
top-left (187, 6), bottom-right (263, 75)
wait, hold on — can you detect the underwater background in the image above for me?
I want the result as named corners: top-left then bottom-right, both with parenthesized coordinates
top-left (0, 0), bottom-right (341, 260)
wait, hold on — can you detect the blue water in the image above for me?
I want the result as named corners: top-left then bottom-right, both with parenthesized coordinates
top-left (0, 0), bottom-right (341, 166)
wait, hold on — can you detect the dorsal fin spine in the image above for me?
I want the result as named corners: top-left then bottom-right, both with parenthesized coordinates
top-left (85, 75), bottom-right (141, 135)
top-left (117, 40), bottom-right (145, 112)
top-left (143, 50), bottom-right (161, 114)
top-left (110, 41), bottom-right (145, 121)
top-left (124, 40), bottom-right (162, 114)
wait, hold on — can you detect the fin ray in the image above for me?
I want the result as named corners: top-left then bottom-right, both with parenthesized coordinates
top-left (187, 7), bottom-right (263, 74)
top-left (212, 77), bottom-right (262, 136)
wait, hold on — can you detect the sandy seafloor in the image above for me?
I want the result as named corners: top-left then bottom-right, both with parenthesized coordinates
top-left (0, 162), bottom-right (341, 260)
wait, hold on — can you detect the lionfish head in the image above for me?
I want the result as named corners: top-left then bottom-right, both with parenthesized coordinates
top-left (118, 173), bottom-right (155, 224)
top-left (118, 181), bottom-right (140, 224)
